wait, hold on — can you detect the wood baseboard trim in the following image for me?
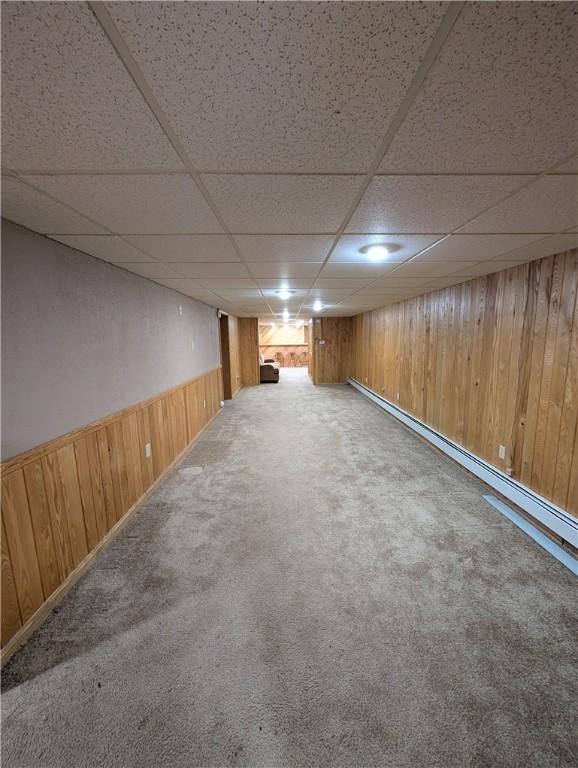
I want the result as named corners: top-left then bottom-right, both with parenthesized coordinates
top-left (0, 408), bottom-right (221, 668)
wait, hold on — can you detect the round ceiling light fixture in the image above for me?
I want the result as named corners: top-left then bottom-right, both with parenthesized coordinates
top-left (276, 289), bottom-right (294, 300)
top-left (313, 300), bottom-right (323, 312)
top-left (359, 242), bottom-right (401, 261)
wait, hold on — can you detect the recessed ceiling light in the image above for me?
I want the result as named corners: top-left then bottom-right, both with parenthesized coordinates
top-left (282, 308), bottom-right (289, 319)
top-left (276, 289), bottom-right (294, 300)
top-left (359, 242), bottom-right (400, 261)
top-left (313, 300), bottom-right (322, 312)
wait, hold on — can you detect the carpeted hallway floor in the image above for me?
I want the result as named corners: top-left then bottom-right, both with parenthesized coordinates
top-left (2, 368), bottom-right (577, 767)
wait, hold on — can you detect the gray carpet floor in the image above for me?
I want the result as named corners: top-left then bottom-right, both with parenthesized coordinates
top-left (2, 368), bottom-right (577, 768)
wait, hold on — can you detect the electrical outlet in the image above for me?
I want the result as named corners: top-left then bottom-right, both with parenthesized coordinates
top-left (144, 443), bottom-right (151, 458)
top-left (365, 377), bottom-right (368, 383)
top-left (220, 400), bottom-right (225, 407)
top-left (178, 304), bottom-right (183, 316)
top-left (498, 445), bottom-right (506, 460)
top-left (396, 392), bottom-right (400, 401)
top-left (203, 399), bottom-right (206, 408)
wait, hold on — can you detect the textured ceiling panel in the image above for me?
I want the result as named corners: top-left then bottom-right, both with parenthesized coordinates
top-left (50, 235), bottom-right (156, 263)
top-left (461, 176), bottom-right (578, 234)
top-left (1, 2), bottom-right (181, 171)
top-left (346, 176), bottom-right (526, 233)
top-left (380, 2), bottom-right (578, 173)
top-left (124, 235), bottom-right (239, 262)
top-left (204, 175), bottom-right (360, 233)
top-left (320, 263), bottom-right (398, 279)
top-left (234, 235), bottom-right (334, 262)
top-left (118, 263), bottom-right (182, 280)
top-left (28, 175), bottom-right (223, 234)
top-left (392, 261), bottom-right (474, 278)
top-left (414, 234), bottom-right (545, 262)
top-left (108, 1), bottom-right (448, 172)
top-left (315, 278), bottom-right (375, 289)
top-left (247, 263), bottom-right (322, 279)
top-left (2, 177), bottom-right (107, 235)
top-left (452, 261), bottom-right (523, 278)
top-left (168, 263), bottom-right (251, 280)
top-left (497, 232), bottom-right (578, 262)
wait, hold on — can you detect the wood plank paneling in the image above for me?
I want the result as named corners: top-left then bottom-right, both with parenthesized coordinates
top-left (0, 368), bottom-right (222, 651)
top-left (1, 471), bottom-right (44, 622)
top-left (238, 318), bottom-right (260, 386)
top-left (350, 249), bottom-right (578, 517)
top-left (22, 461), bottom-right (60, 598)
top-left (310, 317), bottom-right (353, 384)
top-left (1, 518), bottom-right (22, 645)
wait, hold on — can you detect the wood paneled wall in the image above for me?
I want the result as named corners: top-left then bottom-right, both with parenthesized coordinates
top-left (238, 318), bottom-right (260, 386)
top-left (222, 314), bottom-right (241, 399)
top-left (260, 346), bottom-right (308, 367)
top-left (259, 324), bottom-right (307, 345)
top-left (310, 317), bottom-right (353, 384)
top-left (1, 368), bottom-right (222, 654)
top-left (350, 249), bottom-right (578, 517)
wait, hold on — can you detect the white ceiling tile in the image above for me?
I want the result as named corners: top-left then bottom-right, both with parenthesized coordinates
top-left (308, 291), bottom-right (353, 301)
top-left (109, 2), bottom-right (447, 172)
top-left (379, 3), bottom-right (578, 173)
top-left (168, 263), bottom-right (250, 279)
top-left (28, 175), bottom-right (222, 234)
top-left (50, 235), bottom-right (156, 263)
top-left (1, 3), bottom-right (180, 171)
top-left (1, 176), bottom-right (107, 234)
top-left (256, 280), bottom-right (313, 291)
top-left (414, 234), bottom-right (545, 262)
top-left (461, 176), bottom-right (578, 234)
top-left (315, 278), bottom-right (374, 289)
top-left (452, 261), bottom-right (524, 278)
top-left (319, 262), bottom-right (398, 279)
top-left (392, 261), bottom-right (485, 278)
top-left (247, 262), bottom-right (322, 279)
top-left (347, 176), bottom-right (526, 233)
top-left (117, 263), bottom-right (183, 280)
top-left (124, 235), bottom-right (239, 262)
top-left (330, 234), bottom-right (440, 263)
top-left (554, 156), bottom-right (578, 173)
top-left (495, 233), bottom-right (578, 263)
top-left (369, 276), bottom-right (434, 289)
top-left (424, 276), bottom-right (472, 291)
top-left (195, 279), bottom-right (259, 291)
top-left (203, 175), bottom-right (359, 233)
top-left (151, 279), bottom-right (219, 303)
top-left (355, 286), bottom-right (410, 297)
top-left (235, 235), bottom-right (334, 262)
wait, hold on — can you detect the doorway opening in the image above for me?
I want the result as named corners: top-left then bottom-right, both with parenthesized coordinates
top-left (219, 313), bottom-right (233, 400)
top-left (258, 321), bottom-right (309, 375)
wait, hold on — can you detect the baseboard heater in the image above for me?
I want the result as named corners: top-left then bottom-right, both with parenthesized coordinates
top-left (348, 378), bottom-right (578, 550)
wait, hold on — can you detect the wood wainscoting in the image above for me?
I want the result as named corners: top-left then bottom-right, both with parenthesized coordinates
top-left (1, 367), bottom-right (222, 660)
top-left (350, 249), bottom-right (578, 517)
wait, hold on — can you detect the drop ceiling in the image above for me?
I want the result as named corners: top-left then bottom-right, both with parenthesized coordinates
top-left (2, 1), bottom-right (577, 322)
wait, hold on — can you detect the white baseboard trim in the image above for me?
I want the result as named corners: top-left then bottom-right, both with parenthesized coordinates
top-left (348, 378), bottom-right (578, 548)
top-left (483, 495), bottom-right (577, 576)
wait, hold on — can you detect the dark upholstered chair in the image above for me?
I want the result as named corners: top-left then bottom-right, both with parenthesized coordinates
top-left (260, 354), bottom-right (280, 383)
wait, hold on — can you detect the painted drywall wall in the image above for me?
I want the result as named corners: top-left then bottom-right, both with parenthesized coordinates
top-left (1, 220), bottom-right (220, 459)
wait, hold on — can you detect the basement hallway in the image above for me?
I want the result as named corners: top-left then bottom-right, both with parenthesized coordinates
top-left (2, 368), bottom-right (577, 768)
